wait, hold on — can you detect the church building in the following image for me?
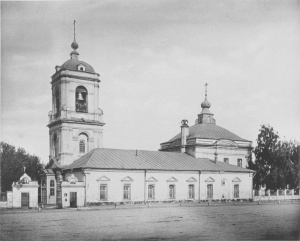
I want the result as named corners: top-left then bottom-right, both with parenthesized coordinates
top-left (41, 24), bottom-right (254, 208)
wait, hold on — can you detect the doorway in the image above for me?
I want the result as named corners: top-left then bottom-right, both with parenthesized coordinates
top-left (70, 192), bottom-right (77, 207)
top-left (42, 188), bottom-right (47, 204)
top-left (21, 193), bottom-right (30, 208)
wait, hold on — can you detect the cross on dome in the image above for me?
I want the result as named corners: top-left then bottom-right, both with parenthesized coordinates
top-left (201, 82), bottom-right (211, 109)
top-left (71, 20), bottom-right (79, 51)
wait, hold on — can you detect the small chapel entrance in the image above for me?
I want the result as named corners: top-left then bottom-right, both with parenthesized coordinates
top-left (21, 193), bottom-right (30, 208)
top-left (70, 192), bottom-right (77, 207)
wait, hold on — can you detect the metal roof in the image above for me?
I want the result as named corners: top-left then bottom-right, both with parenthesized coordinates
top-left (61, 59), bottom-right (95, 73)
top-left (168, 123), bottom-right (250, 143)
top-left (64, 148), bottom-right (254, 173)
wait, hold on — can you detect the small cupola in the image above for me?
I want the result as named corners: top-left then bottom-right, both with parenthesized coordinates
top-left (70, 20), bottom-right (79, 60)
top-left (197, 83), bottom-right (216, 125)
top-left (19, 167), bottom-right (32, 184)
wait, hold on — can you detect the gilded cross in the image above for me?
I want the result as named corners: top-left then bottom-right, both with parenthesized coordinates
top-left (204, 82), bottom-right (208, 98)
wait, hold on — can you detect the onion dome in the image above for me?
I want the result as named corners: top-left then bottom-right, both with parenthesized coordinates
top-left (71, 40), bottom-right (79, 50)
top-left (201, 98), bottom-right (211, 109)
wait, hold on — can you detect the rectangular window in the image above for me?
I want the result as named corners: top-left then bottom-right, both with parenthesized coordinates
top-left (234, 184), bottom-right (239, 198)
top-left (169, 185), bottom-right (175, 199)
top-left (50, 180), bottom-right (55, 196)
top-left (148, 185), bottom-right (155, 199)
top-left (237, 159), bottom-right (242, 167)
top-left (188, 185), bottom-right (195, 199)
top-left (100, 184), bottom-right (108, 200)
top-left (50, 188), bottom-right (55, 196)
top-left (224, 158), bottom-right (229, 164)
top-left (123, 184), bottom-right (131, 200)
top-left (207, 184), bottom-right (213, 198)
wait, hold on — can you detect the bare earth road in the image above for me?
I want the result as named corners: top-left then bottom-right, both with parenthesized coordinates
top-left (1, 203), bottom-right (299, 240)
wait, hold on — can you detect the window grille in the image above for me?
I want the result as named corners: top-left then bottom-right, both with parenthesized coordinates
top-left (79, 140), bottom-right (85, 153)
top-left (169, 185), bottom-right (175, 199)
top-left (123, 184), bottom-right (131, 200)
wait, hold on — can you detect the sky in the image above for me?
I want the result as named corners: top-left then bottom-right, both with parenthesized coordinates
top-left (1, 0), bottom-right (300, 164)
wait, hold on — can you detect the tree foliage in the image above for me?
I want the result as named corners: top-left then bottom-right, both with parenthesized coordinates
top-left (250, 125), bottom-right (300, 190)
top-left (0, 142), bottom-right (44, 192)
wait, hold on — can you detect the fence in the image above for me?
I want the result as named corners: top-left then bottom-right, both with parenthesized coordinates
top-left (253, 188), bottom-right (300, 201)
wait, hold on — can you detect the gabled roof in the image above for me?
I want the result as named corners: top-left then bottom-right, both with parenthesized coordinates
top-left (64, 148), bottom-right (254, 173)
top-left (167, 123), bottom-right (250, 143)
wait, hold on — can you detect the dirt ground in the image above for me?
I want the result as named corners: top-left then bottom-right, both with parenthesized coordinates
top-left (1, 202), bottom-right (299, 240)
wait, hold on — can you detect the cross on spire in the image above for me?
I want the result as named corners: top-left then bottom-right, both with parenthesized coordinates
top-left (23, 165), bottom-right (26, 173)
top-left (204, 82), bottom-right (208, 99)
top-left (73, 20), bottom-right (76, 41)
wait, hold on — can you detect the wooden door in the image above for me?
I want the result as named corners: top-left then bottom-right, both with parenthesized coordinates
top-left (21, 193), bottom-right (30, 207)
top-left (70, 192), bottom-right (77, 207)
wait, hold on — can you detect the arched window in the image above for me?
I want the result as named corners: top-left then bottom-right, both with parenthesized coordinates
top-left (78, 133), bottom-right (88, 154)
top-left (75, 86), bottom-right (88, 113)
top-left (53, 134), bottom-right (59, 157)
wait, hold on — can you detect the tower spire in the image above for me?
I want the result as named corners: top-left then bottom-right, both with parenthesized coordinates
top-left (204, 82), bottom-right (208, 99)
top-left (71, 20), bottom-right (79, 51)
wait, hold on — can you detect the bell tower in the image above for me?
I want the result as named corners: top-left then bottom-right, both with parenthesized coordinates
top-left (48, 21), bottom-right (104, 166)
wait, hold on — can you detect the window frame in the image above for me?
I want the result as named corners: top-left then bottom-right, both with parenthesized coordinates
top-left (223, 158), bottom-right (229, 164)
top-left (237, 159), bottom-right (242, 167)
top-left (50, 180), bottom-right (55, 196)
top-left (188, 184), bottom-right (195, 199)
top-left (168, 184), bottom-right (176, 199)
top-left (100, 184), bottom-right (108, 201)
top-left (79, 140), bottom-right (85, 153)
top-left (207, 184), bottom-right (213, 199)
top-left (123, 184), bottom-right (131, 200)
top-left (148, 184), bottom-right (155, 200)
top-left (234, 184), bottom-right (239, 198)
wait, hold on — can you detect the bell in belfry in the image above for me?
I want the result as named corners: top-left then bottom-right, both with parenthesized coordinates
top-left (78, 92), bottom-right (84, 101)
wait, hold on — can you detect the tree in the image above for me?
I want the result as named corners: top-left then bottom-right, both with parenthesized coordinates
top-left (250, 125), bottom-right (300, 190)
top-left (0, 142), bottom-right (44, 193)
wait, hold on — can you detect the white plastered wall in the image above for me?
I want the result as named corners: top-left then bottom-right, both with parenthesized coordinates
top-left (80, 169), bottom-right (252, 203)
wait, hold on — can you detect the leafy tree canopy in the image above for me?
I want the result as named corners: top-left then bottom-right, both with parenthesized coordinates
top-left (0, 142), bottom-right (44, 192)
top-left (250, 125), bottom-right (299, 190)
